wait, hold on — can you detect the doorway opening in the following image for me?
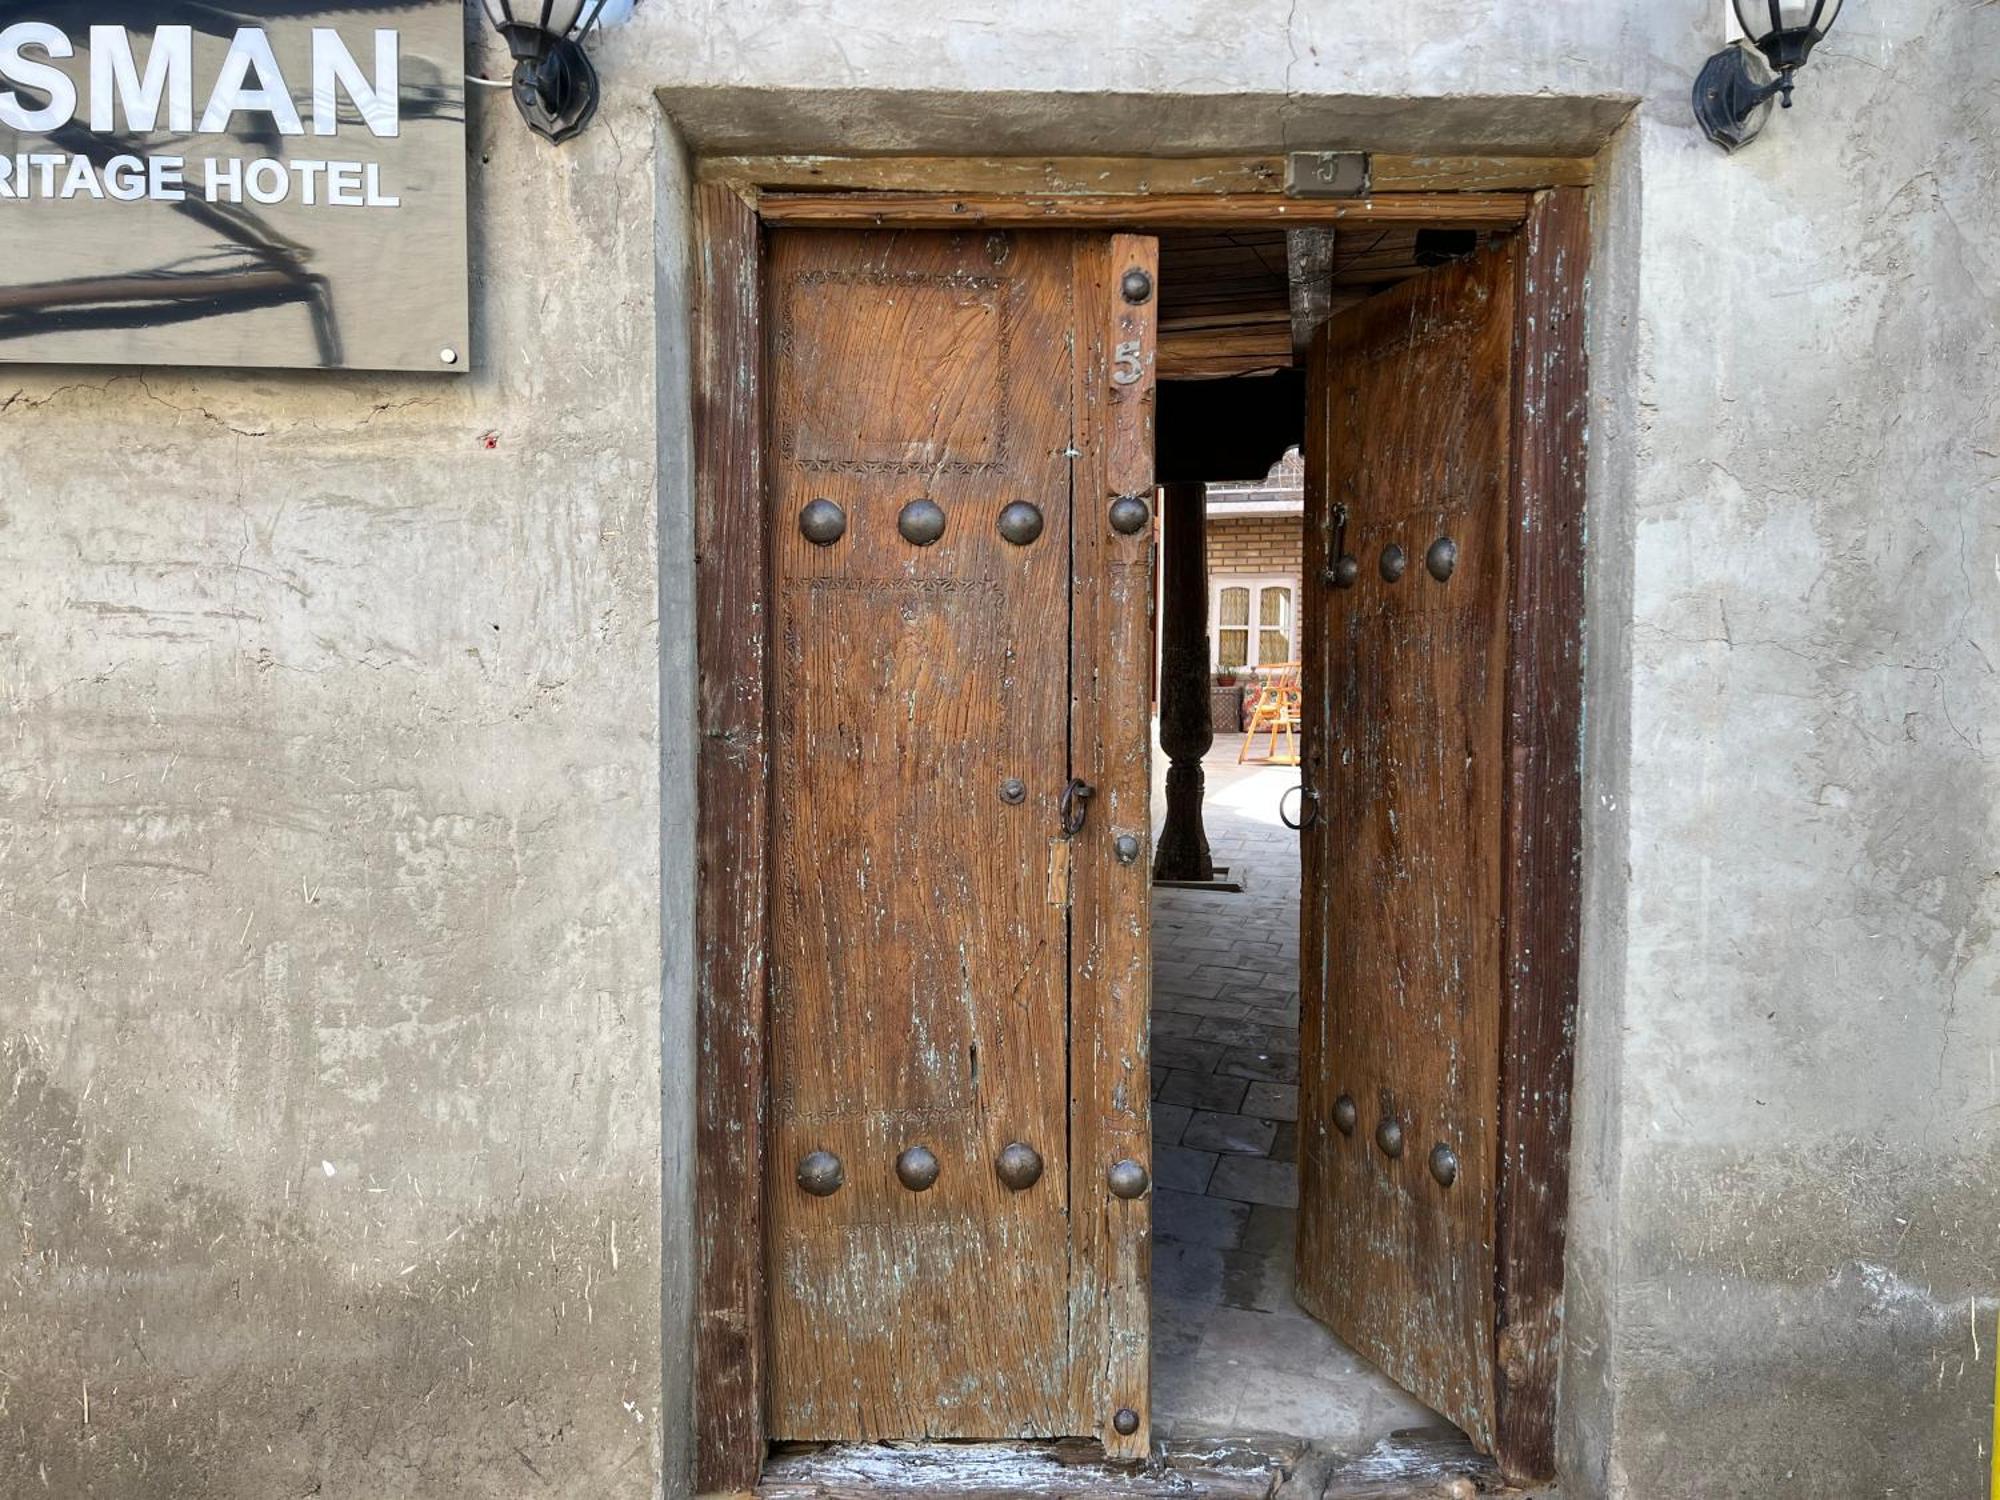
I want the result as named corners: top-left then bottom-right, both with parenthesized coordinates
top-left (688, 163), bottom-right (1589, 1497)
top-left (1145, 225), bottom-right (1501, 1464)
top-left (1151, 730), bottom-right (1433, 1444)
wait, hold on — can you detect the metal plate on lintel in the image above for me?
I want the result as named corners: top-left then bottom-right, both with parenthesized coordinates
top-left (1285, 152), bottom-right (1370, 198)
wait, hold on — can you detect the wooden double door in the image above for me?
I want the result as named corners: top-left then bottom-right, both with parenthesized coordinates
top-left (755, 195), bottom-right (1583, 1483)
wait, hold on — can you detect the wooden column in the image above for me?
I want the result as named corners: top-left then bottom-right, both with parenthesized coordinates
top-left (1151, 480), bottom-right (1215, 882)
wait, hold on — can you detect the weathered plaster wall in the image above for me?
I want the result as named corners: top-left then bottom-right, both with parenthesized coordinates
top-left (0, 31), bottom-right (672, 1496)
top-left (1584, 15), bottom-right (2000, 1491)
top-left (3, 2), bottom-right (1994, 1498)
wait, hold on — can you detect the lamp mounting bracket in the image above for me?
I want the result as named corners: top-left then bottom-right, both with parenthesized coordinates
top-left (1693, 45), bottom-right (1784, 153)
top-left (510, 36), bottom-right (600, 145)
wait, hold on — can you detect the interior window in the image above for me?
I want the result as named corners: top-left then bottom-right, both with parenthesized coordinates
top-left (1217, 586), bottom-right (1250, 669)
top-left (1258, 585), bottom-right (1293, 664)
top-left (1211, 579), bottom-right (1295, 670)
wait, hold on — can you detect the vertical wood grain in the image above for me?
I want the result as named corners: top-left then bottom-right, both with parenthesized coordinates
top-left (692, 181), bottom-right (769, 1495)
top-left (1067, 233), bottom-right (1159, 1459)
top-left (1492, 186), bottom-right (1590, 1486)
top-left (1299, 325), bottom-right (1332, 1321)
top-left (1286, 227), bottom-right (1339, 363)
top-left (1295, 240), bottom-right (1518, 1453)
top-left (762, 229), bottom-right (1078, 1440)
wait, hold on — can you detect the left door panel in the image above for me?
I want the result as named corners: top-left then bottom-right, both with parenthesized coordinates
top-left (765, 228), bottom-right (1081, 1441)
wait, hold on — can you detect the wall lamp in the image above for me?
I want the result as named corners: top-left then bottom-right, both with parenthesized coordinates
top-left (481, 0), bottom-right (617, 144)
top-left (1694, 0), bottom-right (1844, 152)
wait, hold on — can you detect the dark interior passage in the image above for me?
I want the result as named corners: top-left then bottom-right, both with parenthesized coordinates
top-left (1145, 220), bottom-right (1494, 1447)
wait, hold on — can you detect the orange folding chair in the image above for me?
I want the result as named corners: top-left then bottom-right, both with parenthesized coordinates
top-left (1238, 662), bottom-right (1302, 764)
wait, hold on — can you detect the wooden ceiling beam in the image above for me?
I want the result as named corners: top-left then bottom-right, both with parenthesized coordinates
top-left (1158, 322), bottom-right (1295, 379)
top-left (1159, 310), bottom-right (1291, 333)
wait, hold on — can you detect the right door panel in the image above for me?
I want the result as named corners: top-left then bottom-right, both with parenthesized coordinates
top-left (1296, 240), bottom-right (1516, 1454)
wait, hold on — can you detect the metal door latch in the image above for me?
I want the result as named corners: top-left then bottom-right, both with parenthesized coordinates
top-left (1060, 777), bottom-right (1095, 837)
top-left (1322, 502), bottom-right (1358, 589)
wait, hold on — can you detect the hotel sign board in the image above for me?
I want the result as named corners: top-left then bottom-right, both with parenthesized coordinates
top-left (0, 3), bottom-right (468, 373)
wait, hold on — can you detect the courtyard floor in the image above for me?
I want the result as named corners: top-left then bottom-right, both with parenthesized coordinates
top-left (1148, 735), bottom-right (1446, 1451)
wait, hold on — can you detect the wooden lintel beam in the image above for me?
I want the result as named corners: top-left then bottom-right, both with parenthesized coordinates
top-left (699, 153), bottom-right (1593, 196)
top-left (752, 192), bottom-right (1530, 230)
top-left (699, 153), bottom-right (1285, 196)
top-left (1369, 154), bottom-right (1596, 191)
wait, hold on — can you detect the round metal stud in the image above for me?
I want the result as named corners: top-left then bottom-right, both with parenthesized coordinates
top-left (1429, 1142), bottom-right (1459, 1188)
top-left (896, 1145), bottom-right (941, 1192)
top-left (797, 1150), bottom-right (844, 1196)
top-left (995, 1141), bottom-right (1045, 1191)
top-left (897, 498), bottom-right (948, 546)
top-left (1324, 554), bottom-right (1360, 590)
top-left (997, 501), bottom-right (1045, 546)
top-left (1332, 1094), bottom-right (1358, 1136)
top-left (1112, 1407), bottom-right (1141, 1436)
top-left (1380, 543), bottom-right (1408, 583)
top-left (999, 778), bottom-right (1027, 805)
top-left (798, 498), bottom-right (846, 546)
top-left (1113, 832), bottom-right (1141, 865)
top-left (1375, 1117), bottom-right (1405, 1159)
top-left (1107, 1159), bottom-right (1151, 1199)
top-left (1120, 268), bottom-right (1154, 305)
top-left (1426, 537), bottom-right (1459, 582)
top-left (1108, 495), bottom-right (1151, 535)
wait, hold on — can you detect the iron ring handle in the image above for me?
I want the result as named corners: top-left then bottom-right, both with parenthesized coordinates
top-left (1060, 777), bottom-right (1095, 837)
top-left (1280, 784), bottom-right (1319, 831)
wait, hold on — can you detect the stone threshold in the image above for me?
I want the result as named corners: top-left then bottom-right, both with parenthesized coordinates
top-left (753, 1425), bottom-right (1533, 1499)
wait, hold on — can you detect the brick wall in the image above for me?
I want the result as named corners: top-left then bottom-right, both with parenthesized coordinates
top-left (1205, 514), bottom-right (1304, 673)
top-left (1206, 515), bottom-right (1302, 576)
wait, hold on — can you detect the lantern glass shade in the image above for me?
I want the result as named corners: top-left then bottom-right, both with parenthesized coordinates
top-left (481, 0), bottom-right (611, 41)
top-left (1731, 0), bottom-right (1842, 70)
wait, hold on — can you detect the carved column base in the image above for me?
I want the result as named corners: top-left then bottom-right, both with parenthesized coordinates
top-left (1152, 761), bottom-right (1215, 883)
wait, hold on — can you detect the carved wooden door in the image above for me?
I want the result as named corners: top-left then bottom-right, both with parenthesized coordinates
top-left (764, 227), bottom-right (1158, 1456)
top-left (1296, 193), bottom-right (1587, 1486)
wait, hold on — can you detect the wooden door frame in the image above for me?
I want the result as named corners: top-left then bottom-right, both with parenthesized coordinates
top-left (689, 158), bottom-right (1591, 1495)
